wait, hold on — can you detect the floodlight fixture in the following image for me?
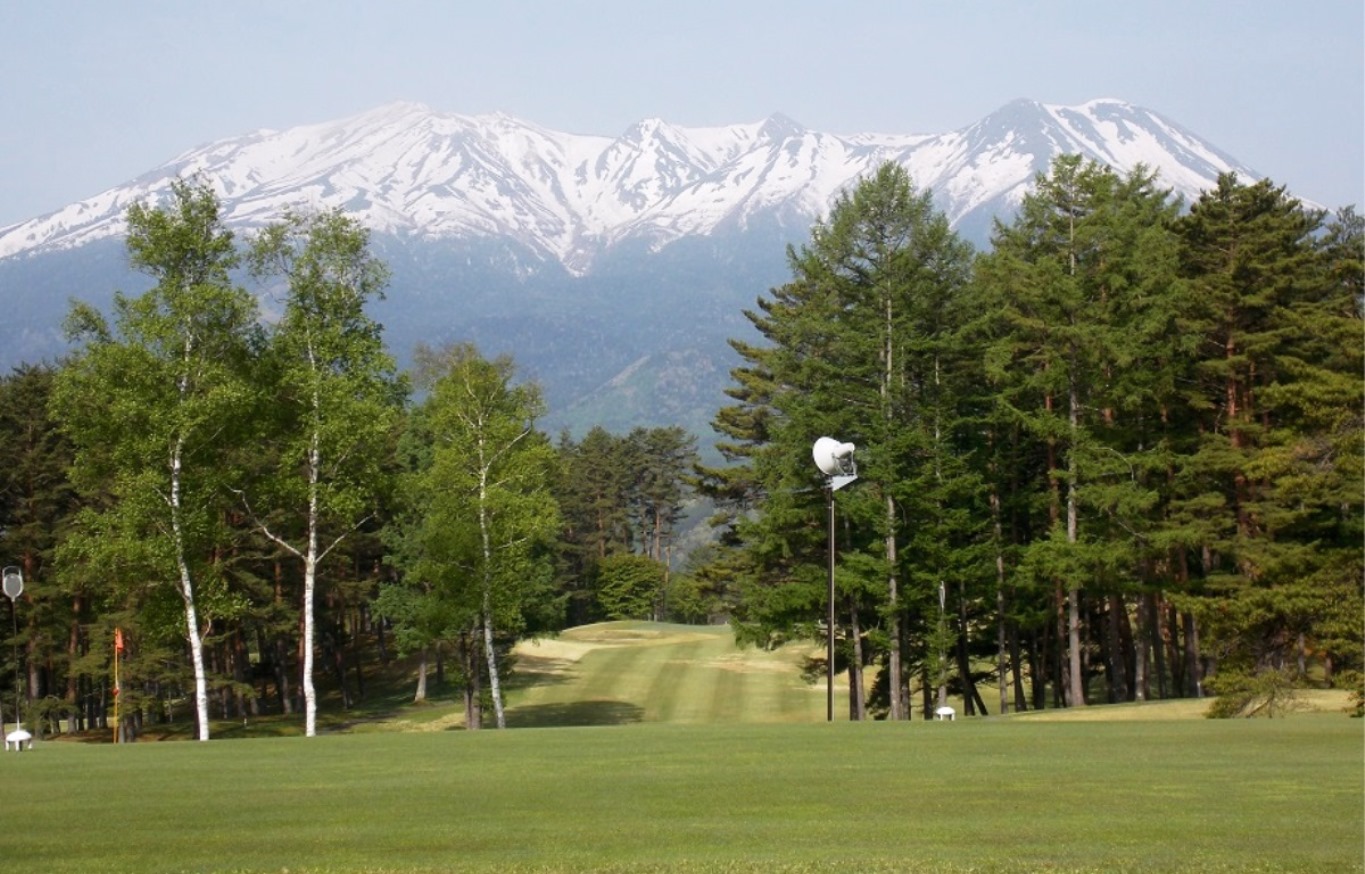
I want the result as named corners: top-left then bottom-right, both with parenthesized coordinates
top-left (2, 566), bottom-right (22, 749)
top-left (812, 437), bottom-right (856, 478)
top-left (812, 438), bottom-right (858, 722)
top-left (2, 567), bottom-right (21, 602)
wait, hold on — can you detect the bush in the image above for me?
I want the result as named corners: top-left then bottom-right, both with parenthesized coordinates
top-left (1205, 669), bottom-right (1301, 718)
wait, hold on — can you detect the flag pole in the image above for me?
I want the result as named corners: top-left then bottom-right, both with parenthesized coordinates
top-left (113, 627), bottom-right (122, 744)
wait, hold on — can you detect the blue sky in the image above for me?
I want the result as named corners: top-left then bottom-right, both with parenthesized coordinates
top-left (2, 1), bottom-right (1360, 227)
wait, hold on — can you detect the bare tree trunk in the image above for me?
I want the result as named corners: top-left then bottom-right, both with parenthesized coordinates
top-left (1115, 593), bottom-right (1135, 701)
top-left (883, 288), bottom-right (904, 721)
top-left (481, 541), bottom-right (506, 728)
top-left (1055, 584), bottom-right (1069, 707)
top-left (66, 597), bottom-right (83, 733)
top-left (1134, 593), bottom-right (1149, 702)
top-left (920, 665), bottom-right (933, 720)
top-left (302, 550), bottom-right (318, 735)
top-left (463, 631), bottom-right (482, 730)
top-left (848, 603), bottom-right (865, 721)
top-left (476, 452), bottom-right (507, 728)
top-left (413, 647), bottom-right (428, 703)
top-left (992, 491), bottom-right (1008, 715)
top-left (166, 325), bottom-right (213, 741)
top-left (886, 494), bottom-right (903, 720)
top-left (1183, 611), bottom-right (1204, 698)
top-left (1009, 624), bottom-right (1028, 712)
top-left (1165, 600), bottom-right (1184, 697)
top-left (935, 581), bottom-right (948, 712)
top-left (170, 436), bottom-right (210, 741)
top-left (1066, 384), bottom-right (1085, 708)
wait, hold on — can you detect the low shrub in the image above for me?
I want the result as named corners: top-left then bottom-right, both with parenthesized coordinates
top-left (1205, 668), bottom-right (1300, 718)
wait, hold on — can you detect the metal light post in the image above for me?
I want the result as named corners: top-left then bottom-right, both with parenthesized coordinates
top-left (2, 566), bottom-right (29, 750)
top-left (812, 438), bottom-right (857, 722)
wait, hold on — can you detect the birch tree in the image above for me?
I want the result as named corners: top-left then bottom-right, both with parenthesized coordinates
top-left (52, 178), bottom-right (258, 741)
top-left (411, 343), bottom-right (559, 729)
top-left (245, 209), bottom-right (401, 737)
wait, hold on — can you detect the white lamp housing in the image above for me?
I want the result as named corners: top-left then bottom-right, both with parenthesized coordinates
top-left (1, 567), bottom-right (21, 602)
top-left (812, 437), bottom-right (856, 477)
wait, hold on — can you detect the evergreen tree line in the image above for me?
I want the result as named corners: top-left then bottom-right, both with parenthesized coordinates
top-left (0, 180), bottom-right (701, 739)
top-left (698, 159), bottom-right (1362, 719)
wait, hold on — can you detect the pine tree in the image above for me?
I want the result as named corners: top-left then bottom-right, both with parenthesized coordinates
top-left (1173, 178), bottom-right (1363, 678)
top-left (706, 163), bottom-right (975, 719)
top-left (976, 157), bottom-right (1181, 706)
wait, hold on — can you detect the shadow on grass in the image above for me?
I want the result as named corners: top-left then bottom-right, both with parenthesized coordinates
top-left (502, 664), bottom-right (575, 691)
top-left (505, 699), bottom-right (644, 728)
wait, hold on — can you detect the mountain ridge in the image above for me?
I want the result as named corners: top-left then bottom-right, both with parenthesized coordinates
top-left (0, 98), bottom-right (1257, 273)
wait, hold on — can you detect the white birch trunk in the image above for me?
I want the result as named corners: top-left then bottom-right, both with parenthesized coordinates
top-left (169, 435), bottom-right (211, 741)
top-left (303, 421), bottom-right (321, 737)
top-left (171, 326), bottom-right (211, 741)
top-left (478, 462), bottom-right (506, 728)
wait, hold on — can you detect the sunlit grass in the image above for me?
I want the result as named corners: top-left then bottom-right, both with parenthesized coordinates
top-left (4, 717), bottom-right (1361, 873)
top-left (12, 623), bottom-right (1360, 872)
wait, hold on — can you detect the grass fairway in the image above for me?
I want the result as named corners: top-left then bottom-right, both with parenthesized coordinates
top-left (506, 622), bottom-right (828, 726)
top-left (2, 623), bottom-right (1361, 873)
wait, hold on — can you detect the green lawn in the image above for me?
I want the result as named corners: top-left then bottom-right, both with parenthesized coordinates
top-left (3, 622), bottom-right (1362, 873)
top-left (3, 718), bottom-right (1360, 873)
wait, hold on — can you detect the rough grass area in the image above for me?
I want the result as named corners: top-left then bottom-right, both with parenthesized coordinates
top-left (2, 718), bottom-right (1360, 873)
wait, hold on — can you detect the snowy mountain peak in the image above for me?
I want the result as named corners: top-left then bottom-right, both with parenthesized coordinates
top-left (0, 99), bottom-right (1259, 270)
top-left (756, 113), bottom-right (807, 142)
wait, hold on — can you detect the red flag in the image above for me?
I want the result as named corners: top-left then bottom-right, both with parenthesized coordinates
top-left (114, 627), bottom-right (124, 653)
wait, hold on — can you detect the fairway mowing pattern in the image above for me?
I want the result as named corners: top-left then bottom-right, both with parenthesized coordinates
top-left (509, 622), bottom-right (831, 726)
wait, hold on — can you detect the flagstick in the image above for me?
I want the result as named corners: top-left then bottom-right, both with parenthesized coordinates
top-left (113, 629), bottom-right (120, 744)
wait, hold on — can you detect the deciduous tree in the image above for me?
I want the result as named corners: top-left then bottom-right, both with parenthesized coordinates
top-left (53, 178), bottom-right (259, 740)
top-left (244, 208), bottom-right (402, 737)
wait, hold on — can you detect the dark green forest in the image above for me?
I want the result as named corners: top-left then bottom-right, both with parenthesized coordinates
top-left (0, 159), bottom-right (1359, 739)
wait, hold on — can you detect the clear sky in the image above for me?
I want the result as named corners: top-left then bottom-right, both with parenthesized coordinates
top-left (2, 1), bottom-right (1361, 228)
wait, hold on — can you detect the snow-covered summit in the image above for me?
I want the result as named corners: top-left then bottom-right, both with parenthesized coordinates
top-left (0, 99), bottom-right (1257, 271)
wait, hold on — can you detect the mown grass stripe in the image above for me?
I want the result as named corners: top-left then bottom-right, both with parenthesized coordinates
top-left (646, 636), bottom-right (711, 722)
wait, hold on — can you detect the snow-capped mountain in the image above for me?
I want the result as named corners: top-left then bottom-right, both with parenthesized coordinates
top-left (0, 98), bottom-right (1262, 440)
top-left (0, 98), bottom-right (1255, 272)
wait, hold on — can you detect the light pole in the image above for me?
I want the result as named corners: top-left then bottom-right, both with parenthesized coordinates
top-left (812, 438), bottom-right (857, 722)
top-left (2, 566), bottom-right (29, 750)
